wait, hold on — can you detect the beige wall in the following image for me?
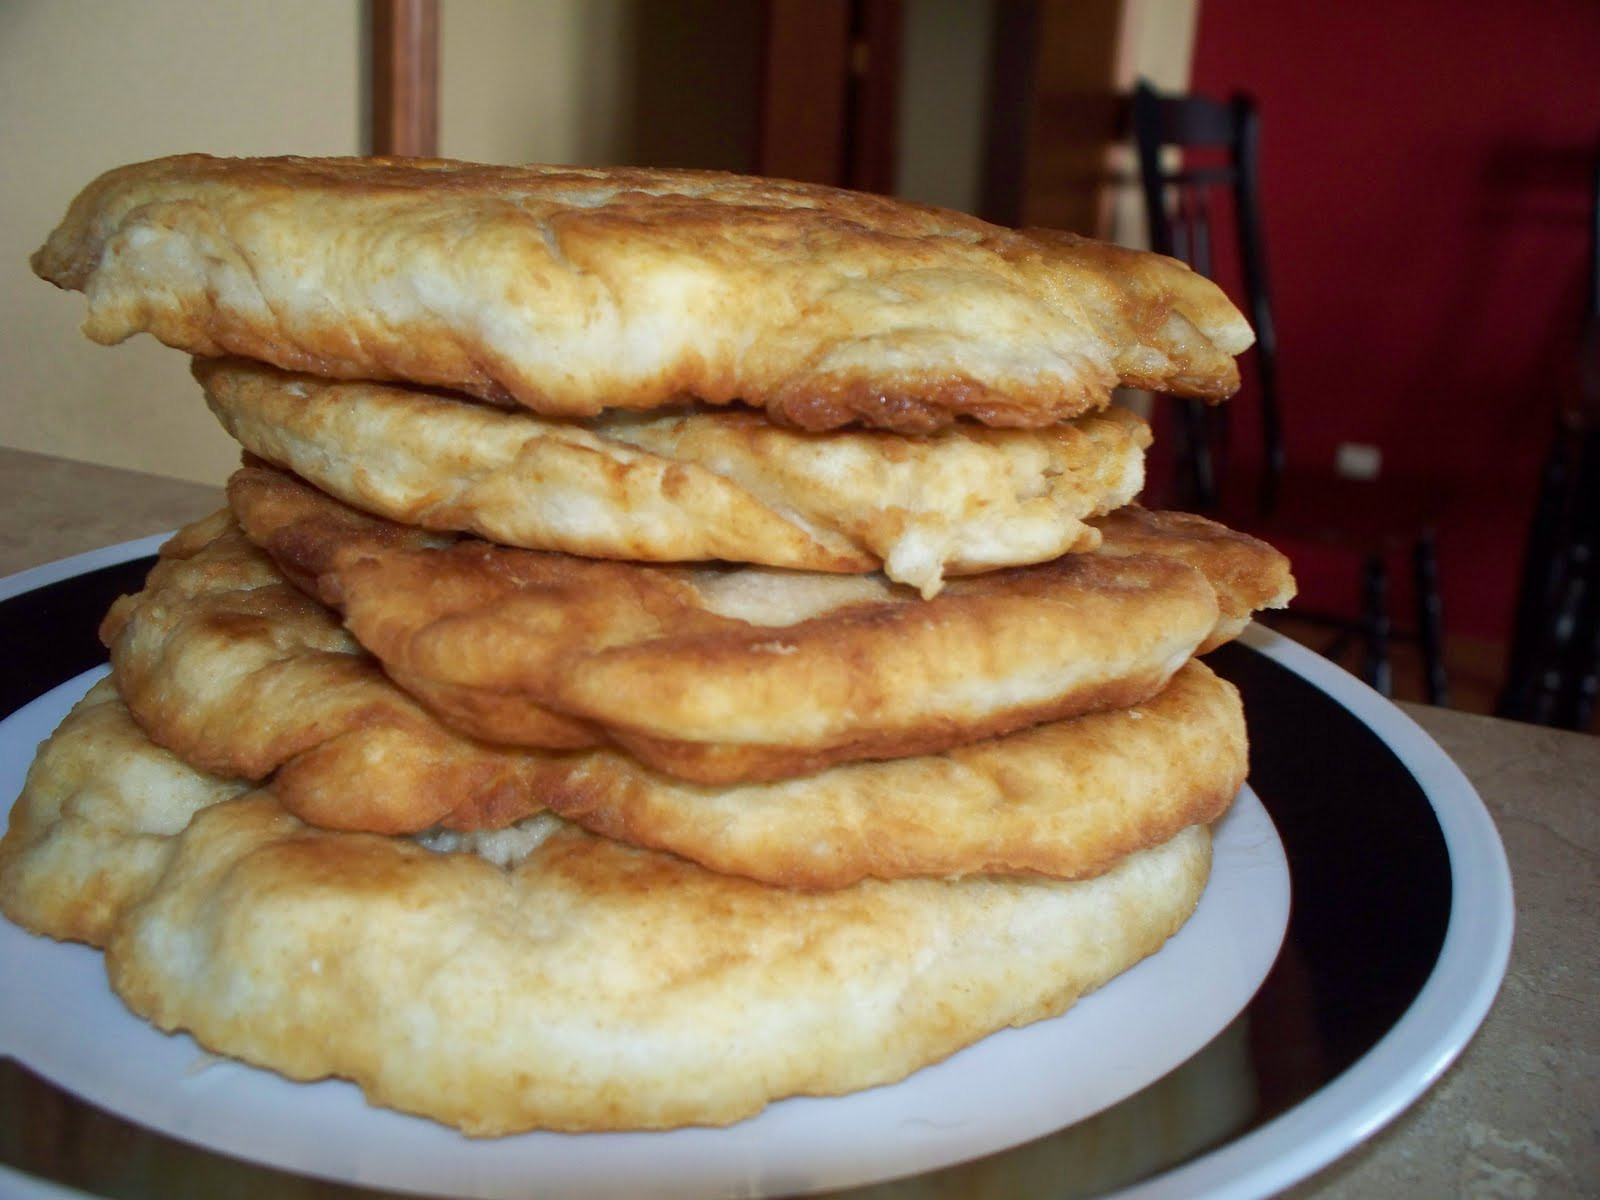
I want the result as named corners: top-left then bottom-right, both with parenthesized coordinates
top-left (439, 0), bottom-right (633, 167)
top-left (896, 0), bottom-right (995, 214)
top-left (1105, 0), bottom-right (1198, 246)
top-left (3, 2), bottom-right (1158, 484)
top-left (1, 0), bottom-right (638, 485)
top-left (1, 1), bottom-right (361, 485)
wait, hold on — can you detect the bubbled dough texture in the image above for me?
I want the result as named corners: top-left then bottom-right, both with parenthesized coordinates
top-left (1090, 506), bottom-right (1298, 651)
top-left (7, 149), bottom-right (1269, 1140)
top-left (34, 155), bottom-right (1253, 433)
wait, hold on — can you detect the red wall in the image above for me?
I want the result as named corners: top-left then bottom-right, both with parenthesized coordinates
top-left (1187, 2), bottom-right (1600, 640)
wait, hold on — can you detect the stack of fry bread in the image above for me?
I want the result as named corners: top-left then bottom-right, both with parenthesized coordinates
top-left (0, 156), bottom-right (1293, 1135)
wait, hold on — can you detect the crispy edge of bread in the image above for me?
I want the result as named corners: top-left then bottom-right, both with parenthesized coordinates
top-left (37, 155), bottom-right (1251, 432)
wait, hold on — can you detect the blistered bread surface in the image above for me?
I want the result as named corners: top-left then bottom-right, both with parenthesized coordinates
top-left (93, 509), bottom-right (1245, 877)
top-left (1092, 505), bottom-right (1296, 648)
top-left (98, 513), bottom-right (559, 834)
top-left (36, 155), bottom-right (1253, 432)
top-left (228, 465), bottom-right (1225, 782)
top-left (198, 356), bottom-right (1150, 596)
top-left (538, 659), bottom-right (1244, 887)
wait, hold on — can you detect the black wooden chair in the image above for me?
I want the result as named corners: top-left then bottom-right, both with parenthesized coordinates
top-left (1495, 145), bottom-right (1600, 729)
top-left (1130, 79), bottom-right (1449, 704)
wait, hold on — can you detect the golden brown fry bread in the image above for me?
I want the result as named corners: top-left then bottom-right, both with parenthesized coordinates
top-left (98, 512), bottom-right (557, 833)
top-left (0, 677), bottom-right (247, 946)
top-left (1, 683), bottom-right (1212, 1133)
top-left (94, 506), bottom-right (1244, 872)
top-left (196, 356), bottom-right (1150, 597)
top-left (35, 154), bottom-right (1252, 433)
top-left (109, 507), bottom-right (1242, 876)
top-left (539, 659), bottom-right (1244, 887)
top-left (1092, 506), bottom-right (1297, 649)
top-left (228, 465), bottom-right (1224, 784)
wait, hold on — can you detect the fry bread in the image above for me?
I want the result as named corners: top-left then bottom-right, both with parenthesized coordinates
top-left (99, 513), bottom-right (557, 833)
top-left (0, 677), bottom-right (246, 946)
top-left (536, 659), bottom-right (1244, 887)
top-left (35, 155), bottom-right (1252, 433)
top-left (1090, 506), bottom-right (1298, 650)
top-left (92, 509), bottom-right (1246, 875)
top-left (197, 356), bottom-right (1150, 597)
top-left (228, 465), bottom-right (1229, 783)
top-left (0, 681), bottom-right (1212, 1133)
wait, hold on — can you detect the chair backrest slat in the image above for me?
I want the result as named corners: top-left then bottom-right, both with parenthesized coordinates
top-left (1132, 79), bottom-right (1285, 515)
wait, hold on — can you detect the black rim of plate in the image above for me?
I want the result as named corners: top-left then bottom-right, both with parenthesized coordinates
top-left (0, 557), bottom-right (1453, 1200)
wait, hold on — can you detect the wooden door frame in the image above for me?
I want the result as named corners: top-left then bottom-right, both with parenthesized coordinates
top-left (369, 0), bottom-right (439, 157)
top-left (366, 0), bottom-right (903, 188)
top-left (757, 0), bottom-right (900, 191)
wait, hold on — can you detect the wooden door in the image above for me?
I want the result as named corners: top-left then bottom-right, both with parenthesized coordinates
top-left (369, 0), bottom-right (439, 157)
top-left (757, 0), bottom-right (901, 191)
top-left (364, 0), bottom-right (902, 189)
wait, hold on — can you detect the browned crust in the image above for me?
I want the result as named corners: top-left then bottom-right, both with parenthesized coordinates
top-left (595, 661), bottom-right (1181, 786)
top-left (229, 465), bottom-right (1224, 784)
top-left (545, 661), bottom-right (1245, 888)
top-left (1091, 505), bottom-right (1296, 649)
top-left (66, 515), bottom-right (1246, 886)
top-left (196, 357), bottom-right (1152, 595)
top-left (97, 512), bottom-right (564, 834)
top-left (35, 154), bottom-right (1253, 432)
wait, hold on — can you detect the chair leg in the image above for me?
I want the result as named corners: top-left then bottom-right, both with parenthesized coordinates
top-left (1558, 576), bottom-right (1600, 729)
top-left (1497, 424), bottom-right (1572, 719)
top-left (1178, 398), bottom-right (1218, 510)
top-left (1362, 552), bottom-right (1392, 696)
top-left (1414, 530), bottom-right (1450, 706)
top-left (1557, 428), bottom-right (1600, 728)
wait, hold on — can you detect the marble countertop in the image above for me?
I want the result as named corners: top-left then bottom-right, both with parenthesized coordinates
top-left (1, 444), bottom-right (1595, 1198)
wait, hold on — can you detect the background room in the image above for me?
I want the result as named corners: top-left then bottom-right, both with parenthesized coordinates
top-left (3, 0), bottom-right (1598, 719)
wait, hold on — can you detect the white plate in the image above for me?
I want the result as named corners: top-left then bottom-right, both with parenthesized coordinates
top-left (0, 665), bottom-right (1285, 1199)
top-left (0, 538), bottom-right (1513, 1200)
top-left (0, 678), bottom-right (1286, 1196)
top-left (1097, 625), bottom-right (1514, 1200)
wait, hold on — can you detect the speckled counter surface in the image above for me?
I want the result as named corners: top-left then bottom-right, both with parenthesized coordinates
top-left (1, 445), bottom-right (1595, 1198)
top-left (1280, 708), bottom-right (1597, 1198)
top-left (0, 446), bottom-right (223, 577)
